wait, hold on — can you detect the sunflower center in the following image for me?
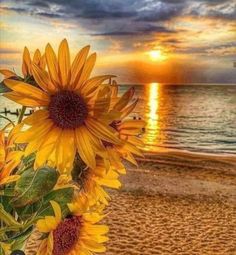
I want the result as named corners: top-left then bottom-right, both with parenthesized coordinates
top-left (49, 90), bottom-right (88, 129)
top-left (52, 215), bottom-right (82, 255)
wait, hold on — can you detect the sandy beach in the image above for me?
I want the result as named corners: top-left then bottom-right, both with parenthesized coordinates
top-left (26, 153), bottom-right (236, 255)
top-left (104, 153), bottom-right (236, 255)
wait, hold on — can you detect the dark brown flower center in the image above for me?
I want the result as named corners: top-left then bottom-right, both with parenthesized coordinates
top-left (52, 215), bottom-right (82, 255)
top-left (48, 90), bottom-right (88, 129)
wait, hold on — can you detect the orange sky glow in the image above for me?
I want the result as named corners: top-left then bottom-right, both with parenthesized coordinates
top-left (0, 0), bottom-right (235, 84)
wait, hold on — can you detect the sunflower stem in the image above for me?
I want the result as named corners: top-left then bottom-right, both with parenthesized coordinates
top-left (0, 115), bottom-right (15, 126)
top-left (17, 106), bottom-right (27, 124)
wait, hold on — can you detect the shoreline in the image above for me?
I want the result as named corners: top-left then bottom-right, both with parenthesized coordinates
top-left (121, 153), bottom-right (236, 203)
top-left (142, 150), bottom-right (236, 164)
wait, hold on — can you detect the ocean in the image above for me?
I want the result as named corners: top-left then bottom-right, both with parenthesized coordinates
top-left (1, 83), bottom-right (236, 156)
top-left (120, 83), bottom-right (236, 155)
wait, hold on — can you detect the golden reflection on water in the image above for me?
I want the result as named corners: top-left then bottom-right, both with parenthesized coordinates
top-left (143, 82), bottom-right (161, 151)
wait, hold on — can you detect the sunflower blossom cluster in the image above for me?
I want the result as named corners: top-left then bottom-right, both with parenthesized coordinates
top-left (0, 39), bottom-right (145, 255)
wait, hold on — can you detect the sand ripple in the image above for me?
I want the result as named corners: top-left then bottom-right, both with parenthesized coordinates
top-left (105, 192), bottom-right (236, 255)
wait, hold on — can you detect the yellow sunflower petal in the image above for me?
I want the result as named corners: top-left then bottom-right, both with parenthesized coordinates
top-left (3, 79), bottom-right (50, 103)
top-left (77, 53), bottom-right (96, 88)
top-left (127, 136), bottom-right (145, 147)
top-left (44, 216), bottom-right (58, 230)
top-left (0, 69), bottom-right (16, 78)
top-left (83, 213), bottom-right (105, 224)
top-left (36, 219), bottom-right (52, 233)
top-left (81, 238), bottom-right (106, 253)
top-left (83, 224), bottom-right (109, 235)
top-left (31, 63), bottom-right (56, 93)
top-left (23, 110), bottom-right (49, 126)
top-left (34, 127), bottom-right (61, 168)
top-left (40, 54), bottom-right (46, 70)
top-left (80, 75), bottom-right (115, 96)
top-left (124, 152), bottom-right (138, 166)
top-left (16, 119), bottom-right (53, 143)
top-left (75, 126), bottom-right (96, 169)
top-left (121, 142), bottom-right (143, 157)
top-left (0, 175), bottom-right (20, 185)
top-left (113, 87), bottom-right (135, 111)
top-left (97, 177), bottom-right (121, 189)
top-left (33, 49), bottom-right (41, 65)
top-left (4, 92), bottom-right (47, 107)
top-left (55, 129), bottom-right (76, 173)
top-left (119, 120), bottom-right (146, 130)
top-left (71, 45), bottom-right (90, 88)
top-left (22, 46), bottom-right (31, 76)
top-left (45, 43), bottom-right (60, 86)
top-left (107, 148), bottom-right (123, 169)
top-left (85, 118), bottom-right (120, 145)
top-left (58, 39), bottom-right (71, 88)
top-left (24, 136), bottom-right (44, 156)
top-left (50, 200), bottom-right (62, 224)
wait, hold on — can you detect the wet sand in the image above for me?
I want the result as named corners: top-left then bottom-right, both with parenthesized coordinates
top-left (26, 153), bottom-right (236, 255)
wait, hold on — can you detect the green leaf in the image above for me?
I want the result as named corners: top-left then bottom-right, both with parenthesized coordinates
top-left (12, 227), bottom-right (33, 250)
top-left (11, 166), bottom-right (59, 208)
top-left (18, 153), bottom-right (36, 174)
top-left (37, 187), bottom-right (74, 218)
top-left (0, 80), bottom-right (11, 93)
top-left (14, 199), bottom-right (42, 221)
top-left (0, 195), bottom-right (14, 213)
top-left (15, 187), bottom-right (74, 221)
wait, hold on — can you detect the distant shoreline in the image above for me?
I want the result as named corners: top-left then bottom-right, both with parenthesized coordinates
top-left (140, 149), bottom-right (236, 166)
top-left (118, 83), bottom-right (236, 86)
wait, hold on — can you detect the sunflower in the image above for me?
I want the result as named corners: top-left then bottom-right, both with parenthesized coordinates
top-left (36, 200), bottom-right (108, 255)
top-left (3, 39), bottom-right (121, 173)
top-left (0, 124), bottom-right (23, 185)
top-left (73, 158), bottom-right (121, 206)
top-left (101, 87), bottom-right (146, 169)
top-left (0, 241), bottom-right (12, 255)
top-left (0, 47), bottom-right (45, 79)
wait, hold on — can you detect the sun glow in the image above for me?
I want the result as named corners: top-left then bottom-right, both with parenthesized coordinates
top-left (148, 50), bottom-right (166, 61)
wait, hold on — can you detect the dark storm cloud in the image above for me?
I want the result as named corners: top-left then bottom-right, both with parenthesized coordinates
top-left (1, 0), bottom-right (235, 36)
top-left (91, 25), bottom-right (175, 36)
top-left (36, 11), bottom-right (62, 18)
top-left (27, 1), bottom-right (50, 8)
top-left (3, 0), bottom-right (184, 21)
top-left (0, 6), bottom-right (27, 13)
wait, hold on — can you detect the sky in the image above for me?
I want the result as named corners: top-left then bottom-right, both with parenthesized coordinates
top-left (0, 0), bottom-right (236, 84)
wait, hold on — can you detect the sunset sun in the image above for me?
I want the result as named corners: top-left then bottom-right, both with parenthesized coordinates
top-left (148, 50), bottom-right (166, 61)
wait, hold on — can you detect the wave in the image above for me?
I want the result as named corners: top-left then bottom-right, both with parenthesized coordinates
top-left (142, 148), bottom-right (236, 165)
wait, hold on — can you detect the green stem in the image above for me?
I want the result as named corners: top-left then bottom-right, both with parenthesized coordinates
top-left (0, 115), bottom-right (15, 126)
top-left (0, 205), bottom-right (21, 227)
top-left (17, 106), bottom-right (27, 124)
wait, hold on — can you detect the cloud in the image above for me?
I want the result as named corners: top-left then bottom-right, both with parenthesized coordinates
top-left (136, 1), bottom-right (185, 22)
top-left (187, 1), bottom-right (236, 20)
top-left (175, 41), bottom-right (236, 56)
top-left (91, 25), bottom-right (176, 36)
top-left (0, 48), bottom-right (20, 54)
top-left (27, 1), bottom-right (50, 8)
